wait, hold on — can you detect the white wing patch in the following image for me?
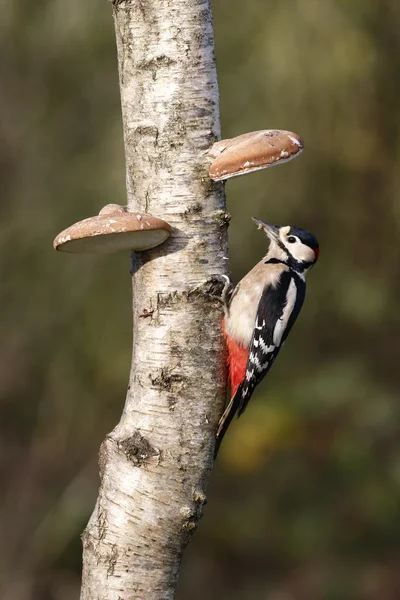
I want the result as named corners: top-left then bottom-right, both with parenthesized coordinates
top-left (259, 337), bottom-right (275, 354)
top-left (248, 353), bottom-right (264, 372)
top-left (273, 278), bottom-right (297, 346)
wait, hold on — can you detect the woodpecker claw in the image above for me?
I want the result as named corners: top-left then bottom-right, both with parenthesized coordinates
top-left (204, 275), bottom-right (233, 312)
top-left (220, 275), bottom-right (233, 306)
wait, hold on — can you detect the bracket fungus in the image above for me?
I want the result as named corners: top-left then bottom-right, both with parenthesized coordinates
top-left (208, 129), bottom-right (304, 181)
top-left (53, 204), bottom-right (172, 254)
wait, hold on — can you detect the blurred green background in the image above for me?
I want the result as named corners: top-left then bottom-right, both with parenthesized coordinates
top-left (1, 0), bottom-right (400, 598)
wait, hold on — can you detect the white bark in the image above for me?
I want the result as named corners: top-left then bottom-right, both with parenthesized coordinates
top-left (80, 1), bottom-right (228, 599)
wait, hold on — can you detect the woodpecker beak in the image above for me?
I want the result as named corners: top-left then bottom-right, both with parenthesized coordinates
top-left (251, 218), bottom-right (280, 241)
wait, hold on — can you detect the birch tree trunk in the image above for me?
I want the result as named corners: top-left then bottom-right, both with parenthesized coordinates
top-left (80, 1), bottom-right (228, 598)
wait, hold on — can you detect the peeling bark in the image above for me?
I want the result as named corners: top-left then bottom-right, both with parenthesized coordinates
top-left (80, 1), bottom-right (228, 599)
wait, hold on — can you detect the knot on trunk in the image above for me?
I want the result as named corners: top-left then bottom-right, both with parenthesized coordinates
top-left (180, 490), bottom-right (208, 536)
top-left (118, 430), bottom-right (159, 467)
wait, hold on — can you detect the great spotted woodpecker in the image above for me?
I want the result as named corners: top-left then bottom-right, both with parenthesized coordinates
top-left (215, 218), bottom-right (319, 454)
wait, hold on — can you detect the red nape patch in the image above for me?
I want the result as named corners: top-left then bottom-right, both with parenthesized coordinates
top-left (314, 247), bottom-right (320, 261)
top-left (222, 318), bottom-right (248, 398)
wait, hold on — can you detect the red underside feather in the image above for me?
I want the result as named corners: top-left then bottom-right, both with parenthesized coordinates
top-left (223, 318), bottom-right (248, 398)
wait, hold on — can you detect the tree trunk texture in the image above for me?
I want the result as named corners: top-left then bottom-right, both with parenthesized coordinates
top-left (80, 1), bottom-right (228, 599)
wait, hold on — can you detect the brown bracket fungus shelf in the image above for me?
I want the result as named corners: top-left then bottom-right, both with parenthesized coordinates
top-left (208, 129), bottom-right (304, 181)
top-left (53, 204), bottom-right (172, 254)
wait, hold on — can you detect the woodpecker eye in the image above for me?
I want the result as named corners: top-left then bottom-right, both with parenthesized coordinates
top-left (287, 236), bottom-right (297, 243)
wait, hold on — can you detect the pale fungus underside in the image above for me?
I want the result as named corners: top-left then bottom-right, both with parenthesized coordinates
top-left (53, 205), bottom-right (172, 254)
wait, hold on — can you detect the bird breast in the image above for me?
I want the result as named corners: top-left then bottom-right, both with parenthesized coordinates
top-left (224, 261), bottom-right (288, 349)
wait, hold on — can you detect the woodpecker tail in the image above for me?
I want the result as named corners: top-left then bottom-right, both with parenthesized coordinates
top-left (214, 384), bottom-right (243, 457)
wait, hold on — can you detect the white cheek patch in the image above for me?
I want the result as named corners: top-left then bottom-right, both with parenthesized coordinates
top-left (284, 240), bottom-right (315, 263)
top-left (295, 244), bottom-right (315, 262)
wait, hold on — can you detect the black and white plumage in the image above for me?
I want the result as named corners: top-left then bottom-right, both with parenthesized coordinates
top-left (238, 268), bottom-right (306, 415)
top-left (215, 219), bottom-right (319, 454)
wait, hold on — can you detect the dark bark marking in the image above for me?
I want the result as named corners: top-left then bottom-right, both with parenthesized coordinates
top-left (149, 368), bottom-right (185, 391)
top-left (118, 430), bottom-right (159, 466)
top-left (107, 545), bottom-right (118, 577)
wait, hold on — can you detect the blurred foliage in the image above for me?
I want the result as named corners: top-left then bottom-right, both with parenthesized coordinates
top-left (1, 0), bottom-right (400, 599)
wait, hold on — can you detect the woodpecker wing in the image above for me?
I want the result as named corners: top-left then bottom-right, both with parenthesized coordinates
top-left (237, 270), bottom-right (305, 416)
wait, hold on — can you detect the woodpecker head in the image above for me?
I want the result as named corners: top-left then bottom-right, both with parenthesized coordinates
top-left (252, 217), bottom-right (319, 272)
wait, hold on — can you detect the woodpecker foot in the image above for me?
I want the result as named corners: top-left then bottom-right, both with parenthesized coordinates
top-left (204, 274), bottom-right (233, 308)
top-left (219, 274), bottom-right (233, 305)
